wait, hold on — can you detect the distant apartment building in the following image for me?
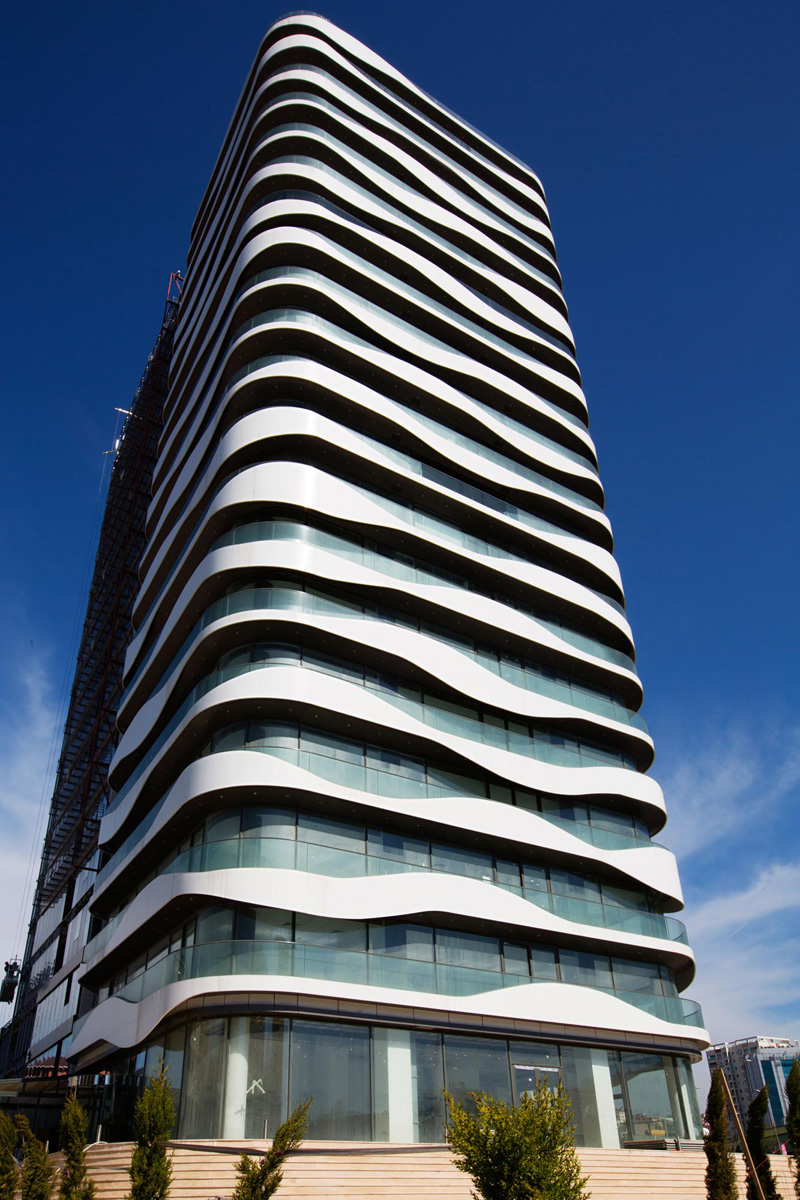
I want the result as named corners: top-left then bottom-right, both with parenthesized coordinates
top-left (707, 1037), bottom-right (800, 1128)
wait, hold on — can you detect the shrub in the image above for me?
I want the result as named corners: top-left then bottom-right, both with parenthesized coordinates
top-left (0, 1111), bottom-right (18, 1200)
top-left (231, 1099), bottom-right (311, 1200)
top-left (126, 1059), bottom-right (175, 1200)
top-left (745, 1087), bottom-right (781, 1200)
top-left (16, 1116), bottom-right (55, 1200)
top-left (786, 1058), bottom-right (800, 1199)
top-left (445, 1080), bottom-right (590, 1200)
top-left (59, 1095), bottom-right (95, 1200)
top-left (704, 1070), bottom-right (738, 1200)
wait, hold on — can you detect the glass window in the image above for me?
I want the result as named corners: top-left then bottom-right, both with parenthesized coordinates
top-left (602, 882), bottom-right (650, 911)
top-left (495, 859), bottom-right (521, 887)
top-left (510, 1040), bottom-right (560, 1104)
top-left (298, 813), bottom-right (365, 852)
top-left (607, 1050), bottom-right (630, 1145)
top-left (443, 1035), bottom-right (512, 1110)
top-left (549, 870), bottom-right (601, 902)
top-left (163, 1025), bottom-right (185, 1120)
top-left (559, 950), bottom-right (613, 990)
top-left (370, 923), bottom-right (434, 961)
top-left (147, 939), bottom-right (169, 969)
top-left (244, 1016), bottom-right (288, 1138)
top-left (559, 1045), bottom-right (604, 1147)
top-left (32, 892), bottom-right (66, 955)
top-left (530, 946), bottom-right (559, 980)
top-left (265, 643), bottom-right (301, 666)
top-left (290, 1020), bottom-right (371, 1140)
top-left (620, 1052), bottom-right (679, 1140)
top-left (522, 864), bottom-right (548, 892)
top-left (127, 953), bottom-right (146, 983)
top-left (221, 647), bottom-right (254, 669)
top-left (367, 828), bottom-right (429, 866)
top-left (502, 943), bottom-right (529, 976)
top-left (212, 725), bottom-right (247, 753)
top-left (427, 766), bottom-right (483, 793)
top-left (372, 1028), bottom-right (445, 1143)
top-left (541, 796), bottom-right (589, 824)
top-left (590, 807), bottom-right (634, 835)
top-left (241, 806), bottom-right (295, 840)
top-left (436, 930), bottom-right (500, 972)
top-left (412, 1031), bottom-right (446, 1142)
top-left (659, 964), bottom-right (679, 997)
top-left (205, 811), bottom-right (241, 842)
top-left (295, 914), bottom-right (366, 951)
top-left (431, 843), bottom-right (493, 881)
top-left (235, 907), bottom-right (292, 942)
top-left (489, 782), bottom-right (514, 804)
top-left (143, 1039), bottom-right (164, 1081)
top-left (513, 788), bottom-right (539, 812)
top-left (181, 1017), bottom-right (227, 1138)
top-left (195, 906), bottom-right (234, 945)
top-left (246, 722), bottom-right (293, 749)
top-left (307, 730), bottom-right (362, 762)
top-left (674, 1056), bottom-right (703, 1138)
top-left (611, 958), bottom-right (662, 995)
top-left (369, 746), bottom-right (424, 779)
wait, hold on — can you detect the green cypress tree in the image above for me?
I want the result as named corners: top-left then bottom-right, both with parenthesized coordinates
top-left (16, 1116), bottom-right (55, 1200)
top-left (745, 1087), bottom-right (781, 1200)
top-left (0, 1111), bottom-right (18, 1200)
top-left (704, 1070), bottom-right (739, 1200)
top-left (784, 1059), bottom-right (800, 1200)
top-left (445, 1079), bottom-right (590, 1200)
top-left (59, 1096), bottom-right (95, 1200)
top-left (231, 1098), bottom-right (311, 1200)
top-left (126, 1059), bottom-right (175, 1200)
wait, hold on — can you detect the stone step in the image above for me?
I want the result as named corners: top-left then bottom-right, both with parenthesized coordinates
top-left (81, 1140), bottom-right (799, 1200)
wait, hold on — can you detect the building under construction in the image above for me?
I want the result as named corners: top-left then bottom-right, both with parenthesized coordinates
top-left (0, 280), bottom-right (181, 1101)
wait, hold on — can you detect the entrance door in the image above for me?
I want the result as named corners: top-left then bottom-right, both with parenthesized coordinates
top-left (510, 1040), bottom-right (560, 1104)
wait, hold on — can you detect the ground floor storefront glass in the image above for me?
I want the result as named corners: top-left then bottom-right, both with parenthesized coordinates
top-left (129, 1015), bottom-right (701, 1145)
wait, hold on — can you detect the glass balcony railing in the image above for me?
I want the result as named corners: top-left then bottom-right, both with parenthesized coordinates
top-left (132, 443), bottom-right (625, 659)
top-left (97, 734), bottom-right (663, 898)
top-left (109, 642), bottom-right (641, 816)
top-left (86, 939), bottom-right (704, 1028)
top-left (154, 308), bottom-right (602, 598)
top-left (85, 832), bottom-right (687, 962)
top-left (261, 126), bottom-right (563, 277)
top-left (125, 534), bottom-right (637, 702)
top-left (128, 588), bottom-right (643, 734)
top-left (246, 83), bottom-right (560, 287)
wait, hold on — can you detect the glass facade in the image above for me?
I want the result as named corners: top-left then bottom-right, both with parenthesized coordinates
top-left (120, 1014), bottom-right (701, 1145)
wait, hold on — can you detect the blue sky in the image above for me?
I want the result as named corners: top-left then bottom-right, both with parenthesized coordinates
top-left (1, 0), bottom-right (799, 1090)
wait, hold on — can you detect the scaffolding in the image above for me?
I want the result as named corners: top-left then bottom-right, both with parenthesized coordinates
top-left (0, 278), bottom-right (182, 1077)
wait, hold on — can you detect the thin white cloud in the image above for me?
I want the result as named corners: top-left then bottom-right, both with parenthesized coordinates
top-left (683, 858), bottom-right (800, 1101)
top-left (689, 861), bottom-right (800, 938)
top-left (0, 627), bottom-right (61, 964)
top-left (690, 927), bottom-right (800, 1099)
top-left (655, 715), bottom-right (800, 1100)
top-left (656, 717), bottom-right (800, 859)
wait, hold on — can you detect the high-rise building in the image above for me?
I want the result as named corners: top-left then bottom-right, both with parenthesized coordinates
top-left (707, 1037), bottom-right (800, 1130)
top-left (67, 14), bottom-right (706, 1144)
